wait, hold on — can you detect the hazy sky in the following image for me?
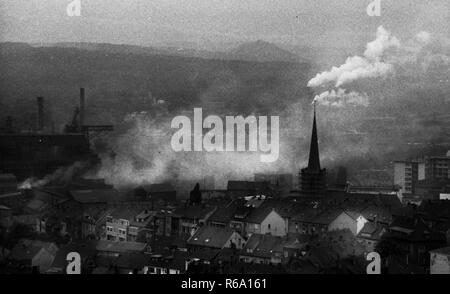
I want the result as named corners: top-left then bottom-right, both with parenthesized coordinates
top-left (0, 0), bottom-right (448, 49)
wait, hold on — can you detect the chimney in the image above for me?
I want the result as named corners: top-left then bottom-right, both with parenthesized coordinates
top-left (79, 88), bottom-right (85, 127)
top-left (37, 97), bottom-right (44, 131)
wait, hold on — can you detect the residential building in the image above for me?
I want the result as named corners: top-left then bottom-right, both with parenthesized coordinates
top-left (0, 173), bottom-right (17, 194)
top-left (239, 233), bottom-right (284, 265)
top-left (207, 199), bottom-right (246, 229)
top-left (328, 211), bottom-right (368, 236)
top-left (7, 239), bottom-right (58, 273)
top-left (394, 159), bottom-right (425, 195)
top-left (48, 242), bottom-right (96, 274)
top-left (357, 222), bottom-right (387, 252)
top-left (105, 207), bottom-right (154, 242)
top-left (174, 205), bottom-right (217, 235)
top-left (430, 247), bottom-right (450, 274)
top-left (425, 155), bottom-right (450, 181)
top-left (245, 207), bottom-right (287, 237)
top-left (187, 226), bottom-right (245, 250)
top-left (95, 240), bottom-right (149, 257)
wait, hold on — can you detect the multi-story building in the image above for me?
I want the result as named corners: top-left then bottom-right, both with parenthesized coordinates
top-left (105, 208), bottom-right (154, 242)
top-left (430, 247), bottom-right (450, 274)
top-left (394, 160), bottom-right (425, 195)
top-left (424, 156), bottom-right (450, 180)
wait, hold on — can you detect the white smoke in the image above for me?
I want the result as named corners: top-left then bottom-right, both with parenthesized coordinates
top-left (18, 161), bottom-right (88, 189)
top-left (313, 89), bottom-right (369, 107)
top-left (308, 26), bottom-right (400, 88)
top-left (308, 26), bottom-right (450, 107)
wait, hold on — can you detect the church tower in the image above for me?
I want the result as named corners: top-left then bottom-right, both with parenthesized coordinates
top-left (299, 103), bottom-right (327, 197)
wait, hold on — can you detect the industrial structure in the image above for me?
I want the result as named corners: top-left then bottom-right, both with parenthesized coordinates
top-left (0, 88), bottom-right (113, 180)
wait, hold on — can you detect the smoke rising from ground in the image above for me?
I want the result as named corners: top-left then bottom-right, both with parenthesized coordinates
top-left (19, 161), bottom-right (88, 189)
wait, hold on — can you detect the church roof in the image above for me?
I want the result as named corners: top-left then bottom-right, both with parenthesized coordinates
top-left (307, 104), bottom-right (321, 172)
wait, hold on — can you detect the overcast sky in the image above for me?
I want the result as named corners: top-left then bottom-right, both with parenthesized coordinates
top-left (0, 0), bottom-right (448, 49)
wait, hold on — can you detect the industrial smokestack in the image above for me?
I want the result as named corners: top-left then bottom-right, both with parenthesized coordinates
top-left (79, 88), bottom-right (85, 128)
top-left (37, 96), bottom-right (44, 131)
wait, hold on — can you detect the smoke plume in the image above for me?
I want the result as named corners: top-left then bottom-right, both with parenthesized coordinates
top-left (19, 161), bottom-right (88, 189)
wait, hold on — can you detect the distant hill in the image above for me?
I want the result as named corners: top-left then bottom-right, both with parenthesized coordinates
top-left (30, 41), bottom-right (306, 64)
top-left (0, 42), bottom-right (312, 130)
top-left (227, 40), bottom-right (303, 63)
top-left (32, 42), bottom-right (163, 56)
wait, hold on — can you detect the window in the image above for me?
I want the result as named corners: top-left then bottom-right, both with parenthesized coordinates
top-left (268, 224), bottom-right (271, 230)
top-left (106, 226), bottom-right (113, 232)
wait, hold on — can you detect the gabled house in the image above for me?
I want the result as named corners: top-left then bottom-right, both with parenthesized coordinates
top-left (174, 205), bottom-right (217, 235)
top-left (291, 209), bottom-right (367, 236)
top-left (356, 222), bottom-right (387, 252)
top-left (7, 239), bottom-right (58, 273)
top-left (95, 240), bottom-right (149, 257)
top-left (207, 199), bottom-right (246, 228)
top-left (47, 242), bottom-right (97, 274)
top-left (386, 216), bottom-right (448, 266)
top-left (187, 226), bottom-right (245, 251)
top-left (239, 233), bottom-right (284, 265)
top-left (245, 207), bottom-right (287, 237)
top-left (430, 246), bottom-right (450, 274)
top-left (329, 211), bottom-right (368, 236)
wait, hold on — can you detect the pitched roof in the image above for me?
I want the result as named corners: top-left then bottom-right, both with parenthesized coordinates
top-left (307, 105), bottom-right (321, 171)
top-left (344, 210), bottom-right (362, 221)
top-left (174, 205), bottom-right (216, 220)
top-left (8, 239), bottom-right (57, 261)
top-left (357, 222), bottom-right (387, 240)
top-left (208, 199), bottom-right (246, 224)
top-left (96, 240), bottom-right (147, 253)
top-left (109, 207), bottom-right (142, 220)
top-left (244, 206), bottom-right (275, 224)
top-left (312, 210), bottom-right (343, 225)
top-left (187, 226), bottom-right (238, 249)
top-left (0, 173), bottom-right (17, 183)
top-left (241, 233), bottom-right (283, 258)
top-left (430, 246), bottom-right (450, 256)
top-left (51, 242), bottom-right (97, 269)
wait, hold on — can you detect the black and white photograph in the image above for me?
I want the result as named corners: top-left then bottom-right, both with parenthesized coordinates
top-left (0, 0), bottom-right (449, 282)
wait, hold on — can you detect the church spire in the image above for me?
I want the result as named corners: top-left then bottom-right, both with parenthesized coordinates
top-left (307, 102), bottom-right (321, 171)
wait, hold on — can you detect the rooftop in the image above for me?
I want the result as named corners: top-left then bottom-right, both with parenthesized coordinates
top-left (430, 246), bottom-right (450, 256)
top-left (96, 240), bottom-right (147, 253)
top-left (187, 226), bottom-right (238, 249)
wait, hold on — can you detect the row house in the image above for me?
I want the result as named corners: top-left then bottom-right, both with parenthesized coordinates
top-left (207, 198), bottom-right (289, 237)
top-left (187, 226), bottom-right (246, 251)
top-left (105, 207), bottom-right (154, 242)
top-left (290, 209), bottom-right (368, 236)
top-left (174, 205), bottom-right (217, 235)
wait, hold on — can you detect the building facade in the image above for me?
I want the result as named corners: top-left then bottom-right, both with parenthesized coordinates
top-left (394, 160), bottom-right (425, 195)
